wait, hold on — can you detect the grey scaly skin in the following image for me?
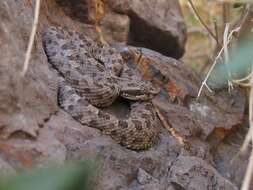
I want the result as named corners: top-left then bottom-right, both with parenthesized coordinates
top-left (42, 26), bottom-right (159, 150)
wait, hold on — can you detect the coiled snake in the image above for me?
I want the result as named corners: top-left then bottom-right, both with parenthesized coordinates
top-left (42, 26), bottom-right (160, 150)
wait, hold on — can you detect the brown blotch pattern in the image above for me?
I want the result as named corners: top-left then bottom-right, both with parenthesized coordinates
top-left (61, 44), bottom-right (69, 50)
top-left (119, 120), bottom-right (128, 128)
top-left (67, 105), bottom-right (75, 111)
top-left (83, 88), bottom-right (91, 93)
top-left (98, 111), bottom-right (111, 120)
top-left (132, 120), bottom-right (143, 130)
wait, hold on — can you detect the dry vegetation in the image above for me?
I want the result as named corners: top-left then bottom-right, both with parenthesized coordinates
top-left (179, 1), bottom-right (253, 189)
top-left (180, 0), bottom-right (243, 71)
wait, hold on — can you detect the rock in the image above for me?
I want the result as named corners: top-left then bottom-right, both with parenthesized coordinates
top-left (128, 0), bottom-right (186, 58)
top-left (54, 0), bottom-right (91, 24)
top-left (55, 123), bottom-right (182, 189)
top-left (213, 126), bottom-right (251, 187)
top-left (137, 168), bottom-right (158, 185)
top-left (0, 125), bottom-right (66, 168)
top-left (46, 110), bottom-right (101, 160)
top-left (48, 0), bottom-right (186, 58)
top-left (0, 0), bottom-right (65, 168)
top-left (0, 0), bottom-right (58, 139)
top-left (48, 112), bottom-right (237, 189)
top-left (40, 0), bottom-right (98, 40)
top-left (100, 10), bottom-right (130, 43)
top-left (169, 156), bottom-right (239, 190)
top-left (181, 138), bottom-right (214, 164)
top-left (187, 88), bottom-right (246, 141)
top-left (135, 168), bottom-right (161, 190)
top-left (107, 0), bottom-right (187, 58)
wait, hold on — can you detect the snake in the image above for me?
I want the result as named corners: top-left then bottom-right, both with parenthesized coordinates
top-left (42, 26), bottom-right (160, 150)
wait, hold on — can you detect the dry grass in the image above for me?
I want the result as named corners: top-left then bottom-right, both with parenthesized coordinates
top-left (183, 1), bottom-right (253, 189)
top-left (21, 0), bottom-right (41, 76)
top-left (241, 76), bottom-right (253, 189)
top-left (197, 26), bottom-right (240, 99)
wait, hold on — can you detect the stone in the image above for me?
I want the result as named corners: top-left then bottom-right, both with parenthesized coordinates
top-left (100, 10), bottom-right (130, 43)
top-left (0, 0), bottom-right (58, 140)
top-left (49, 0), bottom-right (187, 58)
top-left (169, 156), bottom-right (239, 190)
top-left (106, 0), bottom-right (187, 58)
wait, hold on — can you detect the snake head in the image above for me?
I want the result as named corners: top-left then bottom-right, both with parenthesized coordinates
top-left (120, 82), bottom-right (160, 101)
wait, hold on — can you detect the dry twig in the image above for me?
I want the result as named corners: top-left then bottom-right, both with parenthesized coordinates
top-left (21, 0), bottom-right (41, 76)
top-left (194, 2), bottom-right (251, 98)
top-left (187, 0), bottom-right (220, 47)
top-left (223, 23), bottom-right (234, 91)
top-left (233, 72), bottom-right (252, 83)
top-left (197, 26), bottom-right (241, 99)
top-left (241, 63), bottom-right (253, 190)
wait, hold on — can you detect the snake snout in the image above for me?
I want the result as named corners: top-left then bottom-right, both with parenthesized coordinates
top-left (121, 84), bottom-right (160, 101)
top-left (150, 85), bottom-right (160, 95)
top-left (120, 47), bottom-right (133, 61)
top-left (120, 88), bottom-right (147, 100)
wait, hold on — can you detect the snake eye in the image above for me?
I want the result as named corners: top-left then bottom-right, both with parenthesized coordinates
top-left (112, 63), bottom-right (123, 76)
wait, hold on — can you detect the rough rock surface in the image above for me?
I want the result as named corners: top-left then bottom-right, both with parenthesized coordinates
top-left (213, 126), bottom-right (251, 187)
top-left (130, 0), bottom-right (186, 58)
top-left (0, 0), bottom-right (248, 189)
top-left (169, 156), bottom-right (238, 190)
top-left (0, 0), bottom-right (58, 140)
top-left (52, 0), bottom-right (186, 58)
top-left (106, 0), bottom-right (187, 58)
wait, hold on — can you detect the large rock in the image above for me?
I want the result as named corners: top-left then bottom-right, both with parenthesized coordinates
top-left (44, 110), bottom-right (239, 190)
top-left (0, 0), bottom-right (58, 140)
top-left (0, 0), bottom-right (65, 167)
top-left (169, 156), bottom-right (238, 190)
top-left (106, 0), bottom-right (187, 58)
top-left (100, 10), bottom-right (130, 43)
top-left (50, 0), bottom-right (187, 58)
